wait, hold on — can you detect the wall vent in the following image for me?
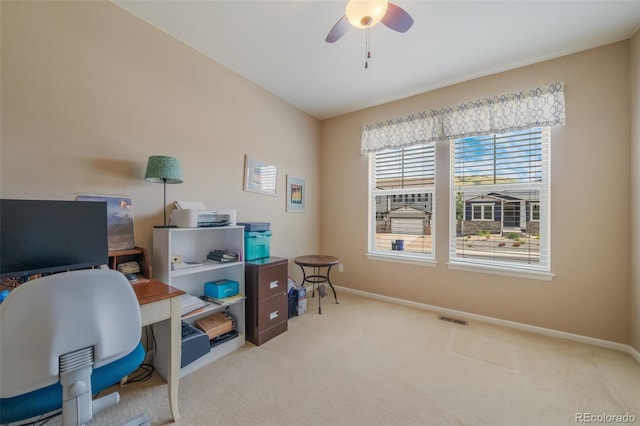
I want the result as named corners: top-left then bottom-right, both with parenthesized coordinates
top-left (439, 316), bottom-right (468, 326)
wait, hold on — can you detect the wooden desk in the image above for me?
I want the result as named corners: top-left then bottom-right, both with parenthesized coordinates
top-left (132, 280), bottom-right (184, 421)
top-left (293, 255), bottom-right (339, 314)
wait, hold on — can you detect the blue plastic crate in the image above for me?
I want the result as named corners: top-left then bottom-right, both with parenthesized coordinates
top-left (244, 231), bottom-right (272, 261)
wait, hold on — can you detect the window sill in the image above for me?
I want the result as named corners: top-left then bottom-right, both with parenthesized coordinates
top-left (366, 252), bottom-right (437, 267)
top-left (447, 260), bottom-right (555, 281)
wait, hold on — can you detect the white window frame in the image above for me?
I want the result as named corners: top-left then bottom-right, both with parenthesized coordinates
top-left (367, 144), bottom-right (436, 267)
top-left (448, 128), bottom-right (553, 280)
top-left (471, 203), bottom-right (494, 221)
top-left (530, 202), bottom-right (540, 222)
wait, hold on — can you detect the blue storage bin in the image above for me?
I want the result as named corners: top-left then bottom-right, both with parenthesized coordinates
top-left (238, 222), bottom-right (270, 232)
top-left (205, 279), bottom-right (240, 299)
top-left (244, 231), bottom-right (272, 261)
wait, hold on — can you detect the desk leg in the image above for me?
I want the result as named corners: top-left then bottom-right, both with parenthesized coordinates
top-left (168, 297), bottom-right (181, 421)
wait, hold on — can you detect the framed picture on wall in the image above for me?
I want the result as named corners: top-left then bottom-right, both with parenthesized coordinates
top-left (244, 155), bottom-right (277, 196)
top-left (286, 175), bottom-right (305, 212)
top-left (75, 194), bottom-right (135, 251)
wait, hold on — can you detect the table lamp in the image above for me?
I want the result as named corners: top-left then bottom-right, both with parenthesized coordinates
top-left (144, 155), bottom-right (183, 228)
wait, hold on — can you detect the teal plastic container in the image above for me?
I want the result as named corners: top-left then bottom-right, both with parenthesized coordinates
top-left (244, 231), bottom-right (272, 261)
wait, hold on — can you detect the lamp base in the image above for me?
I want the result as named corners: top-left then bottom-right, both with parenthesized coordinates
top-left (153, 225), bottom-right (178, 228)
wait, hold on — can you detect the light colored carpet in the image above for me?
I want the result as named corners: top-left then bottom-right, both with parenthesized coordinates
top-left (62, 292), bottom-right (640, 425)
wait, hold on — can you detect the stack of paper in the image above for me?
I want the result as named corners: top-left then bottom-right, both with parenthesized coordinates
top-left (205, 294), bottom-right (246, 305)
top-left (180, 294), bottom-right (206, 316)
top-left (172, 261), bottom-right (204, 271)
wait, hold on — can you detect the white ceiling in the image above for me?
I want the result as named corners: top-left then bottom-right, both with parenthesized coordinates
top-left (113, 0), bottom-right (640, 120)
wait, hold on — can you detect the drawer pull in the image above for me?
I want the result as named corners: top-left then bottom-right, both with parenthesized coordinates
top-left (269, 311), bottom-right (279, 320)
top-left (269, 280), bottom-right (279, 289)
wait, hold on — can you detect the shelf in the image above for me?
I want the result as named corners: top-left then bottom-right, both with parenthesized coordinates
top-left (181, 297), bottom-right (245, 320)
top-left (181, 301), bottom-right (216, 319)
top-left (178, 333), bottom-right (244, 378)
top-left (152, 226), bottom-right (246, 380)
top-left (128, 275), bottom-right (150, 284)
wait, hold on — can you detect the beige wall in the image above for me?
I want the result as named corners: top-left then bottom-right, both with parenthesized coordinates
top-left (631, 29), bottom-right (640, 352)
top-left (0, 0), bottom-right (321, 278)
top-left (321, 41), bottom-right (632, 344)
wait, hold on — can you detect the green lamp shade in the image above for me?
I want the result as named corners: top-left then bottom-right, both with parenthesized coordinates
top-left (144, 156), bottom-right (183, 184)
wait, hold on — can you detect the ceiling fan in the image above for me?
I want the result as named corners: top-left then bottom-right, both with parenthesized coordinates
top-left (325, 0), bottom-right (414, 44)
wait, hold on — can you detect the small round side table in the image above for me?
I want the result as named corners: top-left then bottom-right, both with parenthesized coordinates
top-left (293, 255), bottom-right (339, 315)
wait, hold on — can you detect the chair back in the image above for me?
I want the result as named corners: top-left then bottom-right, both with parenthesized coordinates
top-left (0, 269), bottom-right (141, 398)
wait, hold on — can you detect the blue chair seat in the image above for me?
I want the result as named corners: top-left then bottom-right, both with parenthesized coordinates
top-left (0, 343), bottom-right (145, 424)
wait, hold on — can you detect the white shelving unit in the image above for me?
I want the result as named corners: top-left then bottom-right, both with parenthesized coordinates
top-left (152, 226), bottom-right (245, 379)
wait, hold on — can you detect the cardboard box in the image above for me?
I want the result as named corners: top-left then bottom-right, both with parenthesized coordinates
top-left (195, 312), bottom-right (235, 339)
top-left (297, 286), bottom-right (307, 315)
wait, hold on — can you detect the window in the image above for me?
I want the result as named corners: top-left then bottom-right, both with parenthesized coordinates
top-left (368, 143), bottom-right (435, 261)
top-left (361, 84), bottom-right (563, 277)
top-left (530, 202), bottom-right (540, 221)
top-left (472, 203), bottom-right (494, 221)
top-left (449, 128), bottom-right (550, 274)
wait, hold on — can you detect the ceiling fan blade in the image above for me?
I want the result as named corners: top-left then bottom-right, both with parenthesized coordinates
top-left (382, 3), bottom-right (414, 33)
top-left (326, 15), bottom-right (350, 43)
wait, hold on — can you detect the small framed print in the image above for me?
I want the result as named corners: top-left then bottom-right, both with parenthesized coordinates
top-left (75, 194), bottom-right (135, 251)
top-left (244, 155), bottom-right (277, 196)
top-left (286, 175), bottom-right (305, 212)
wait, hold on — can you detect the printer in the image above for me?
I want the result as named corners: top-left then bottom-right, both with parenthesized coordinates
top-left (169, 202), bottom-right (236, 228)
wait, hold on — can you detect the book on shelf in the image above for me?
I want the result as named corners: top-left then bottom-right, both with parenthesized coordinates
top-left (206, 257), bottom-right (235, 264)
top-left (204, 294), bottom-right (246, 305)
top-left (210, 330), bottom-right (239, 348)
top-left (207, 249), bottom-right (239, 263)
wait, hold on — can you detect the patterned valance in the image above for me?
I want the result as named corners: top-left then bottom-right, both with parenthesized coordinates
top-left (361, 83), bottom-right (565, 154)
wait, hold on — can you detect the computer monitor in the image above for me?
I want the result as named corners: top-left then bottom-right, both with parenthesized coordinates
top-left (0, 199), bottom-right (108, 280)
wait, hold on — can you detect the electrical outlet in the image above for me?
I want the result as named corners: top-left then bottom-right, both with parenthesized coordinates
top-left (338, 263), bottom-right (344, 272)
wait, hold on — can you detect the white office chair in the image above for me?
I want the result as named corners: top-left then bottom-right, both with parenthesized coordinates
top-left (0, 269), bottom-right (147, 425)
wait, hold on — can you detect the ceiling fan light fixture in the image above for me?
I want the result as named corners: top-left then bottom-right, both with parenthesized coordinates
top-left (345, 0), bottom-right (389, 29)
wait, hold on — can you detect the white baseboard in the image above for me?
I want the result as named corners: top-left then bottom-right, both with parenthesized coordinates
top-left (335, 285), bottom-right (640, 365)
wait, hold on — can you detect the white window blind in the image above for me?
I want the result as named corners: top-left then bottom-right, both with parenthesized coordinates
top-left (369, 143), bottom-right (435, 259)
top-left (449, 127), bottom-right (550, 273)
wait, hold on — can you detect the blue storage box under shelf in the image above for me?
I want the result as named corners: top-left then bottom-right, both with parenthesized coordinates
top-left (244, 231), bottom-right (272, 261)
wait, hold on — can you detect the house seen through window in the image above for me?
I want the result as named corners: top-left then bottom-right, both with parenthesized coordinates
top-left (368, 128), bottom-right (550, 274)
top-left (369, 143), bottom-right (435, 259)
top-left (450, 127), bottom-right (550, 272)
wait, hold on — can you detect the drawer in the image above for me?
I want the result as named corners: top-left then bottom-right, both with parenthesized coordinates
top-left (259, 293), bottom-right (287, 333)
top-left (258, 264), bottom-right (287, 299)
